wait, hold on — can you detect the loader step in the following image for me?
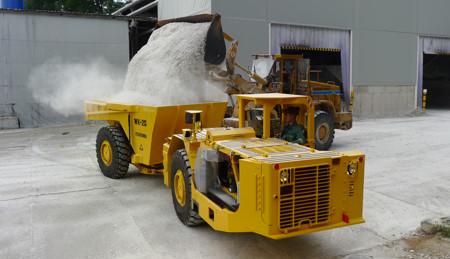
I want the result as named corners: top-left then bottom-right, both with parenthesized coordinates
top-left (207, 187), bottom-right (239, 212)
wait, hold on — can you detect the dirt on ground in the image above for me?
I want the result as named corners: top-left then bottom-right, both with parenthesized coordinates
top-left (351, 230), bottom-right (450, 259)
top-left (404, 231), bottom-right (450, 259)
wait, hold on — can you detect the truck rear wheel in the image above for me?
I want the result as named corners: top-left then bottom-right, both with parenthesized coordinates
top-left (314, 111), bottom-right (335, 150)
top-left (96, 126), bottom-right (130, 179)
top-left (171, 149), bottom-right (204, 226)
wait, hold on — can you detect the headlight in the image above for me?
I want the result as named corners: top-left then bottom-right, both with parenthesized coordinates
top-left (347, 162), bottom-right (358, 176)
top-left (280, 170), bottom-right (290, 184)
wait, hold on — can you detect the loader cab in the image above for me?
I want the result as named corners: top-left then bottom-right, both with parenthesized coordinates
top-left (235, 93), bottom-right (315, 148)
top-left (252, 55), bottom-right (311, 95)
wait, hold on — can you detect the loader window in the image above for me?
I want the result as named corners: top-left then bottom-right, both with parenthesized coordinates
top-left (272, 61), bottom-right (282, 82)
top-left (297, 59), bottom-right (310, 84)
top-left (252, 56), bottom-right (274, 78)
top-left (282, 59), bottom-right (296, 94)
top-left (297, 59), bottom-right (310, 95)
top-left (268, 60), bottom-right (282, 91)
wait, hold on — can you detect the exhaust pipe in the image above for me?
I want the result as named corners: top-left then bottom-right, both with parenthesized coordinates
top-left (155, 14), bottom-right (226, 65)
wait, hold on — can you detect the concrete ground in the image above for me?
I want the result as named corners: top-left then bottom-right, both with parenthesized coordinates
top-left (0, 109), bottom-right (449, 258)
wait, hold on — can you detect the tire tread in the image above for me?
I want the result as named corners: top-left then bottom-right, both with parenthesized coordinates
top-left (314, 111), bottom-right (335, 150)
top-left (171, 149), bottom-right (204, 226)
top-left (96, 126), bottom-right (130, 179)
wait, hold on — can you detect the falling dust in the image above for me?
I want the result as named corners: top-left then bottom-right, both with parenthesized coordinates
top-left (27, 22), bottom-right (227, 117)
top-left (27, 57), bottom-right (125, 117)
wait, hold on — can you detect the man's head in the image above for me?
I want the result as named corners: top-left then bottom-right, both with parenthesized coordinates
top-left (284, 107), bottom-right (299, 125)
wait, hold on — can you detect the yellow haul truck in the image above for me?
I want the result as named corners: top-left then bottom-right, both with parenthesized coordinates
top-left (84, 93), bottom-right (365, 239)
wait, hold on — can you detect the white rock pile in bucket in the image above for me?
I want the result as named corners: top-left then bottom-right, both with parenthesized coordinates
top-left (113, 22), bottom-right (226, 106)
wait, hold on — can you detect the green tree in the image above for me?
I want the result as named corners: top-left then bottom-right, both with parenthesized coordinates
top-left (28, 0), bottom-right (63, 11)
top-left (28, 0), bottom-right (129, 14)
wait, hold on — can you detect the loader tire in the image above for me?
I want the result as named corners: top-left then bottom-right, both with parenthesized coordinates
top-left (96, 126), bottom-right (130, 179)
top-left (171, 149), bottom-right (204, 226)
top-left (314, 111), bottom-right (335, 150)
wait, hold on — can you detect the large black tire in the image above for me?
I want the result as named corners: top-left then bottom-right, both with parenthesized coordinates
top-left (96, 126), bottom-right (130, 179)
top-left (314, 111), bottom-right (335, 150)
top-left (171, 149), bottom-right (204, 226)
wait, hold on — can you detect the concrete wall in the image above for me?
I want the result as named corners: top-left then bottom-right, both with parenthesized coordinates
top-left (0, 116), bottom-right (19, 129)
top-left (353, 85), bottom-right (416, 118)
top-left (0, 11), bottom-right (129, 127)
top-left (211, 0), bottom-right (450, 117)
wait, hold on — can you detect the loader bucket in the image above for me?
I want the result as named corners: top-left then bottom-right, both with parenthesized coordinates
top-left (155, 14), bottom-right (226, 65)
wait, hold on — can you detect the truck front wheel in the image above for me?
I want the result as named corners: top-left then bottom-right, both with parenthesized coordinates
top-left (96, 126), bottom-right (130, 179)
top-left (171, 149), bottom-right (204, 226)
top-left (314, 111), bottom-right (335, 150)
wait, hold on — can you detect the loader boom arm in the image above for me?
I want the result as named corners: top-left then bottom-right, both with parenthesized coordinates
top-left (223, 32), bottom-right (267, 85)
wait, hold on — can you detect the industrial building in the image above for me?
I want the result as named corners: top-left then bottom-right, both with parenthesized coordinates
top-left (1, 0), bottom-right (450, 128)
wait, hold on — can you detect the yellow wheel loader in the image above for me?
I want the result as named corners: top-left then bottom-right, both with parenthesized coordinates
top-left (244, 54), bottom-right (353, 150)
top-left (85, 93), bottom-right (364, 239)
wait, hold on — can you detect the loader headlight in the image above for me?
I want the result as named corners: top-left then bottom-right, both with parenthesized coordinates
top-left (347, 162), bottom-right (358, 176)
top-left (280, 170), bottom-right (290, 184)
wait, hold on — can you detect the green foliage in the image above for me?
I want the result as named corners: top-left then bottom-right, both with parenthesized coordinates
top-left (28, 0), bottom-right (130, 14)
top-left (28, 0), bottom-right (62, 12)
top-left (436, 225), bottom-right (450, 238)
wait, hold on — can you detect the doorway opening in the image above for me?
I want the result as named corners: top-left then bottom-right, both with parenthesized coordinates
top-left (422, 53), bottom-right (450, 108)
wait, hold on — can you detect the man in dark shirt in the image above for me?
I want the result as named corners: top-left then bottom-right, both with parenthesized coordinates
top-left (280, 107), bottom-right (306, 144)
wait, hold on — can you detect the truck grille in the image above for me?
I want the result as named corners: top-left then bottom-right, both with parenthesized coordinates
top-left (279, 165), bottom-right (331, 230)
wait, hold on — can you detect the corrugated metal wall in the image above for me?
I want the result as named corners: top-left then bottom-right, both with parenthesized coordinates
top-left (0, 12), bottom-right (129, 127)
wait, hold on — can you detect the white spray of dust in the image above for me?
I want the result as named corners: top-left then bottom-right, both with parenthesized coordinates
top-left (112, 22), bottom-right (226, 106)
top-left (27, 57), bottom-right (126, 116)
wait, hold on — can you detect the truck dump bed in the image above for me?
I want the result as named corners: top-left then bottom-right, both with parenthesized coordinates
top-left (85, 100), bottom-right (227, 166)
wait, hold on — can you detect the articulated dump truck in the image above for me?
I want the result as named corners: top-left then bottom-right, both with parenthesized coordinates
top-left (84, 93), bottom-right (364, 239)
